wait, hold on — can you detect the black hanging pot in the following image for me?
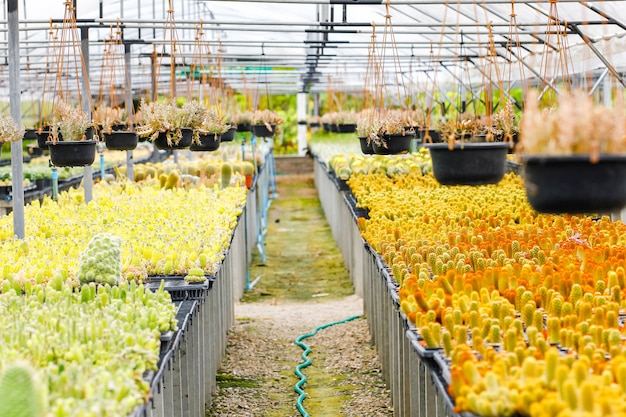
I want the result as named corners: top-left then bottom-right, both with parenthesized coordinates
top-left (426, 142), bottom-right (510, 185)
top-left (236, 123), bottom-right (251, 132)
top-left (46, 140), bottom-right (97, 167)
top-left (335, 124), bottom-right (357, 134)
top-left (251, 124), bottom-right (276, 138)
top-left (103, 131), bottom-right (138, 151)
top-left (23, 129), bottom-right (38, 140)
top-left (372, 133), bottom-right (413, 155)
top-left (37, 130), bottom-right (52, 150)
top-left (358, 136), bottom-right (375, 155)
top-left (221, 127), bottom-right (236, 142)
top-left (153, 128), bottom-right (193, 150)
top-left (419, 129), bottom-right (441, 144)
top-left (521, 154), bottom-right (626, 214)
top-left (190, 133), bottom-right (221, 152)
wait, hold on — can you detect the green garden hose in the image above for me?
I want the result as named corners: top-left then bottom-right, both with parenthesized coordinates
top-left (294, 314), bottom-right (362, 417)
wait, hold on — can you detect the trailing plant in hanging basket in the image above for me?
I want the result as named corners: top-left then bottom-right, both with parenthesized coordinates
top-left (251, 109), bottom-right (284, 138)
top-left (93, 106), bottom-right (127, 133)
top-left (519, 89), bottom-right (626, 213)
top-left (0, 114), bottom-right (25, 143)
top-left (135, 99), bottom-right (193, 147)
top-left (49, 101), bottom-right (92, 143)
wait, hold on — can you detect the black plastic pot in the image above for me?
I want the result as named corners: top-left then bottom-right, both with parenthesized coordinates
top-left (358, 136), bottom-right (375, 155)
top-left (103, 131), bottom-right (138, 151)
top-left (221, 127), bottom-right (236, 142)
top-left (37, 130), bottom-right (52, 150)
top-left (190, 133), bottom-right (221, 152)
top-left (372, 134), bottom-right (413, 155)
top-left (153, 128), bottom-right (193, 150)
top-left (46, 140), bottom-right (97, 167)
top-left (251, 124), bottom-right (276, 138)
top-left (335, 123), bottom-right (356, 134)
top-left (419, 129), bottom-right (441, 144)
top-left (23, 129), bottom-right (38, 140)
top-left (322, 123), bottom-right (331, 132)
top-left (521, 154), bottom-right (626, 214)
top-left (236, 123), bottom-right (250, 133)
top-left (426, 142), bottom-right (509, 185)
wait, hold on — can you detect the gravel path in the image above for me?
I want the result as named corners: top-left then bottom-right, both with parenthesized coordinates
top-left (206, 174), bottom-right (393, 417)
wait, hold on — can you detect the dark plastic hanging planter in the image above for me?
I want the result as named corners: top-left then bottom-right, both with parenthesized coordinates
top-left (221, 127), bottom-right (236, 142)
top-left (358, 136), bottom-right (374, 155)
top-left (153, 128), bottom-right (193, 150)
top-left (103, 131), bottom-right (138, 151)
top-left (46, 140), bottom-right (97, 167)
top-left (251, 124), bottom-right (276, 138)
top-left (335, 123), bottom-right (356, 134)
top-left (190, 133), bottom-right (221, 152)
top-left (236, 123), bottom-right (251, 133)
top-left (521, 154), bottom-right (626, 214)
top-left (37, 130), bottom-right (52, 150)
top-left (372, 134), bottom-right (413, 155)
top-left (426, 142), bottom-right (510, 185)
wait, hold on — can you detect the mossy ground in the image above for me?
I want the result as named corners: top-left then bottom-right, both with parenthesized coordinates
top-left (242, 174), bottom-right (354, 302)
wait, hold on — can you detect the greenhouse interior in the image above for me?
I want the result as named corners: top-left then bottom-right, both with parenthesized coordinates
top-left (3, 0), bottom-right (626, 416)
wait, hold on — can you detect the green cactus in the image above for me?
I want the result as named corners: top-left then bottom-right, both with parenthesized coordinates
top-left (0, 362), bottom-right (46, 417)
top-left (77, 233), bottom-right (122, 286)
top-left (221, 163), bottom-right (232, 189)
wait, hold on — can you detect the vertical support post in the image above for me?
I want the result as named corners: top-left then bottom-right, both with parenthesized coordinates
top-left (297, 92), bottom-right (307, 156)
top-left (8, 0), bottom-right (24, 238)
top-left (603, 74), bottom-right (612, 107)
top-left (124, 42), bottom-right (134, 182)
top-left (151, 49), bottom-right (158, 101)
top-left (80, 26), bottom-right (93, 203)
top-left (313, 92), bottom-right (320, 116)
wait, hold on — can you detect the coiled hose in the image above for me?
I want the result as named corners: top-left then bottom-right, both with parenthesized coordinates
top-left (294, 314), bottom-right (362, 417)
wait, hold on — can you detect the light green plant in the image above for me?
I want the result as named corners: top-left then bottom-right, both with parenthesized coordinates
top-left (77, 233), bottom-right (122, 286)
top-left (0, 362), bottom-right (46, 417)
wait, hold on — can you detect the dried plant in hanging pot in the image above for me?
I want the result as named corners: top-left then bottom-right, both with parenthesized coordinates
top-left (46, 101), bottom-right (97, 167)
top-left (519, 89), bottom-right (626, 213)
top-left (251, 109), bottom-right (284, 138)
top-left (93, 106), bottom-right (127, 133)
top-left (135, 99), bottom-right (193, 149)
top-left (0, 114), bottom-right (25, 144)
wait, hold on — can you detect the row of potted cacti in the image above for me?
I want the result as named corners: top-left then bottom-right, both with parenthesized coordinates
top-left (0, 279), bottom-right (178, 417)
top-left (0, 173), bottom-right (248, 282)
top-left (345, 160), bottom-right (626, 416)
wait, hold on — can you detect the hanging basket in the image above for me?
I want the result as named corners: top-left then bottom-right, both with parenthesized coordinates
top-left (190, 133), bottom-right (221, 152)
top-left (221, 127), bottom-right (236, 142)
top-left (251, 124), bottom-right (276, 138)
top-left (419, 129), bottom-right (441, 144)
top-left (358, 136), bottom-right (375, 155)
top-left (103, 131), bottom-right (138, 151)
top-left (372, 134), bottom-right (413, 155)
top-left (426, 142), bottom-right (509, 185)
top-left (335, 124), bottom-right (357, 134)
top-left (236, 123), bottom-right (251, 133)
top-left (521, 154), bottom-right (626, 214)
top-left (37, 131), bottom-right (52, 150)
top-left (46, 140), bottom-right (97, 167)
top-left (153, 128), bottom-right (193, 150)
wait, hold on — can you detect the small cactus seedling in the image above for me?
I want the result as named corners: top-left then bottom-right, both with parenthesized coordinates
top-left (0, 362), bottom-right (46, 417)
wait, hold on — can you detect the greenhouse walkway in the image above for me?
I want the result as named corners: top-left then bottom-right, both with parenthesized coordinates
top-left (206, 169), bottom-right (393, 417)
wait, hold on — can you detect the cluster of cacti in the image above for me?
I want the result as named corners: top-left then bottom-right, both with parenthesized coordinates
top-left (0, 280), bottom-right (176, 416)
top-left (77, 233), bottom-right (122, 286)
top-left (0, 179), bottom-right (247, 283)
top-left (184, 267), bottom-right (207, 283)
top-left (329, 149), bottom-right (431, 181)
top-left (349, 163), bottom-right (626, 416)
top-left (117, 159), bottom-right (255, 189)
